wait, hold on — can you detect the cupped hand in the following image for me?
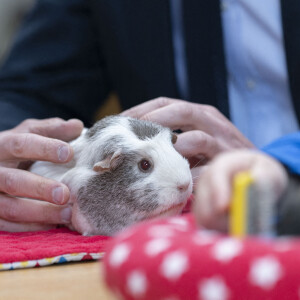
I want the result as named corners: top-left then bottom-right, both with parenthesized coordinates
top-left (193, 150), bottom-right (288, 232)
top-left (0, 118), bottom-right (83, 231)
top-left (122, 97), bottom-right (255, 183)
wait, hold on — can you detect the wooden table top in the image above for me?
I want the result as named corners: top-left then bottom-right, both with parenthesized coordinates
top-left (0, 261), bottom-right (116, 300)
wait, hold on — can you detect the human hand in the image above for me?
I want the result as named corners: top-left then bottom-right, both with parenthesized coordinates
top-left (122, 97), bottom-right (254, 183)
top-left (193, 150), bottom-right (288, 232)
top-left (0, 118), bottom-right (83, 231)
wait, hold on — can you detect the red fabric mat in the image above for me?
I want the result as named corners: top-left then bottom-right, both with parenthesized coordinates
top-left (0, 227), bottom-right (110, 270)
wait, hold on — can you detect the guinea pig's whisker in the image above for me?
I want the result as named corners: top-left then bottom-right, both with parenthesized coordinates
top-left (191, 159), bottom-right (205, 169)
top-left (192, 175), bottom-right (201, 180)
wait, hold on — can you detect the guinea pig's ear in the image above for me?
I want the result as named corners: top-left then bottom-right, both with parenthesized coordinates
top-left (93, 150), bottom-right (123, 173)
top-left (171, 133), bottom-right (178, 144)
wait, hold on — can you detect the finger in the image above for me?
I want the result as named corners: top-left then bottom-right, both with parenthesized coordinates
top-left (121, 97), bottom-right (183, 118)
top-left (249, 153), bottom-right (288, 197)
top-left (0, 194), bottom-right (72, 224)
top-left (193, 168), bottom-right (216, 226)
top-left (174, 131), bottom-right (220, 159)
top-left (15, 118), bottom-right (84, 142)
top-left (203, 152), bottom-right (255, 212)
top-left (140, 102), bottom-right (235, 136)
top-left (209, 215), bottom-right (229, 232)
top-left (193, 150), bottom-right (287, 231)
top-left (193, 153), bottom-right (238, 229)
top-left (0, 219), bottom-right (56, 232)
top-left (0, 167), bottom-right (69, 204)
top-left (193, 166), bottom-right (230, 232)
top-left (0, 132), bottom-right (73, 163)
top-left (140, 102), bottom-right (223, 131)
top-left (190, 165), bottom-right (208, 187)
top-left (141, 102), bottom-right (252, 148)
top-left (200, 150), bottom-right (282, 212)
top-left (140, 102), bottom-right (196, 130)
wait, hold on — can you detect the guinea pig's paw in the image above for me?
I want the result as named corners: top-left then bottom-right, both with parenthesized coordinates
top-left (72, 217), bottom-right (95, 236)
top-left (71, 202), bottom-right (95, 235)
top-left (82, 231), bottom-right (94, 237)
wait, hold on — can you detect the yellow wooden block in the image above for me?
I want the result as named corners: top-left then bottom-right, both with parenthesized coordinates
top-left (229, 172), bottom-right (254, 237)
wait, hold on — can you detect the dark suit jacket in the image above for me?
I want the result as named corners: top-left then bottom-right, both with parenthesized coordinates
top-left (0, 0), bottom-right (299, 130)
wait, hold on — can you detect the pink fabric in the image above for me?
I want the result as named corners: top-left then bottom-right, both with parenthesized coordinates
top-left (0, 227), bottom-right (110, 263)
top-left (103, 214), bottom-right (300, 300)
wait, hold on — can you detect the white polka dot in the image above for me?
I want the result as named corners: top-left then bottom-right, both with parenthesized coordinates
top-left (197, 229), bottom-right (219, 237)
top-left (212, 238), bottom-right (243, 263)
top-left (127, 270), bottom-right (148, 297)
top-left (168, 217), bottom-right (189, 230)
top-left (160, 250), bottom-right (189, 281)
top-left (148, 225), bottom-right (175, 238)
top-left (193, 230), bottom-right (218, 246)
top-left (199, 276), bottom-right (229, 300)
top-left (145, 238), bottom-right (171, 257)
top-left (109, 243), bottom-right (131, 268)
top-left (249, 255), bottom-right (283, 290)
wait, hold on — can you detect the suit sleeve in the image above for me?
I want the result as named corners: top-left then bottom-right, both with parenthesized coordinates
top-left (0, 0), bottom-right (110, 130)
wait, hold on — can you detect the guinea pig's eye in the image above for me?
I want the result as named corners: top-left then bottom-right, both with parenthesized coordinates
top-left (138, 159), bottom-right (152, 172)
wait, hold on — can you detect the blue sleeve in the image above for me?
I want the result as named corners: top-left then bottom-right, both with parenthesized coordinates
top-left (261, 132), bottom-right (300, 175)
top-left (0, 0), bottom-right (110, 130)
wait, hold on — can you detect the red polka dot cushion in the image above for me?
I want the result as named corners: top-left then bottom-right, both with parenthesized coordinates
top-left (103, 213), bottom-right (300, 300)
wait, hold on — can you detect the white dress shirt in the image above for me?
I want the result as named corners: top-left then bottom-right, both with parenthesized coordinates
top-left (170, 0), bottom-right (299, 148)
top-left (221, 0), bottom-right (299, 147)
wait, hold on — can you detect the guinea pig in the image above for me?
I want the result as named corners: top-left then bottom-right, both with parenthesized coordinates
top-left (30, 115), bottom-right (193, 236)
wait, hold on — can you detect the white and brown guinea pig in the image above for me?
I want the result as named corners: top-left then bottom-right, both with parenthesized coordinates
top-left (30, 115), bottom-right (193, 236)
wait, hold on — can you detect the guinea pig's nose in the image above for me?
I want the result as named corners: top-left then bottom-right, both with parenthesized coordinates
top-left (177, 182), bottom-right (190, 192)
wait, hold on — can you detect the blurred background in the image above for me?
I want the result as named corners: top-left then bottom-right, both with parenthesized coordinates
top-left (0, 0), bottom-right (121, 118)
top-left (0, 0), bottom-right (35, 66)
